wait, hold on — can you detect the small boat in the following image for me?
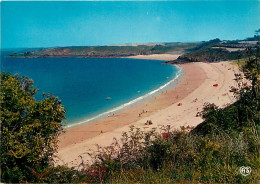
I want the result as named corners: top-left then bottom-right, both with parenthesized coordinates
top-left (105, 97), bottom-right (112, 100)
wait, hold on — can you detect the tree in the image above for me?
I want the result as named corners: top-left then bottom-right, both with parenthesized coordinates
top-left (255, 28), bottom-right (260, 37)
top-left (0, 73), bottom-right (66, 182)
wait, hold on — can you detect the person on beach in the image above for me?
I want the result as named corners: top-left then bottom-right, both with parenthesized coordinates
top-left (145, 120), bottom-right (153, 125)
top-left (145, 120), bottom-right (149, 125)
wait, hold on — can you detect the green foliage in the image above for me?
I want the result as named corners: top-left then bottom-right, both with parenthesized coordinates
top-left (171, 38), bottom-right (258, 63)
top-left (0, 73), bottom-right (66, 182)
top-left (148, 137), bottom-right (173, 170)
top-left (191, 38), bottom-right (221, 51)
top-left (177, 46), bottom-right (246, 63)
top-left (86, 125), bottom-right (259, 183)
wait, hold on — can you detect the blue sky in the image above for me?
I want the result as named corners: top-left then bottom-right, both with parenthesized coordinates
top-left (1, 1), bottom-right (259, 49)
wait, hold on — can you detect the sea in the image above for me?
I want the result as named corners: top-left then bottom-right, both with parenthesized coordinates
top-left (0, 50), bottom-right (182, 128)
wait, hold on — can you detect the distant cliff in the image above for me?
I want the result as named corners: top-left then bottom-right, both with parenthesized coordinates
top-left (8, 42), bottom-right (199, 58)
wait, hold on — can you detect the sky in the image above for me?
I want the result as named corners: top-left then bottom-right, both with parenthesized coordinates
top-left (1, 1), bottom-right (259, 49)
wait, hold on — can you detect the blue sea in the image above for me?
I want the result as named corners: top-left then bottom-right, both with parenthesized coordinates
top-left (1, 51), bottom-right (182, 127)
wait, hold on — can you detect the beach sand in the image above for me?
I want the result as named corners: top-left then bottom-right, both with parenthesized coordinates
top-left (125, 54), bottom-right (180, 61)
top-left (56, 57), bottom-right (237, 168)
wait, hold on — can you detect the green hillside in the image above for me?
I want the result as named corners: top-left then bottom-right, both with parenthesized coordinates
top-left (167, 37), bottom-right (259, 64)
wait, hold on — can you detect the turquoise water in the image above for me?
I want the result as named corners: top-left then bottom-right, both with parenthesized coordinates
top-left (1, 51), bottom-right (181, 127)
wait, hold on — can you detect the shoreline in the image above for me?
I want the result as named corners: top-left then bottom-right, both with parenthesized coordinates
top-left (58, 63), bottom-right (202, 149)
top-left (58, 54), bottom-right (190, 149)
top-left (64, 64), bottom-right (184, 129)
top-left (56, 56), bottom-right (237, 167)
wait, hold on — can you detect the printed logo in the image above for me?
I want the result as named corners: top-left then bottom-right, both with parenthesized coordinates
top-left (239, 166), bottom-right (251, 176)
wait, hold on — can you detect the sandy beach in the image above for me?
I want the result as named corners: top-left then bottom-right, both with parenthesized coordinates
top-left (56, 56), bottom-right (237, 167)
top-left (125, 54), bottom-right (180, 61)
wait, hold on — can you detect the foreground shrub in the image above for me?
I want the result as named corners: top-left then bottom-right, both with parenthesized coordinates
top-left (86, 126), bottom-right (259, 183)
top-left (0, 73), bottom-right (65, 182)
